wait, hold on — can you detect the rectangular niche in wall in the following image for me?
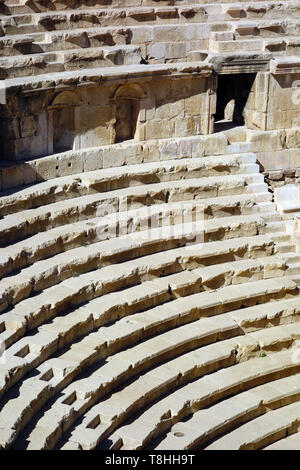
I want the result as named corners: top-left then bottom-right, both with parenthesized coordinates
top-left (49, 91), bottom-right (82, 154)
top-left (112, 83), bottom-right (146, 144)
top-left (53, 107), bottom-right (76, 153)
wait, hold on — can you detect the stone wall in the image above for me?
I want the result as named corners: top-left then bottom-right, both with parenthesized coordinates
top-left (0, 71), bottom-right (215, 161)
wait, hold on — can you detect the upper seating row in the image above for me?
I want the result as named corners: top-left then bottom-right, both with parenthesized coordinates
top-left (2, 0), bottom-right (299, 15)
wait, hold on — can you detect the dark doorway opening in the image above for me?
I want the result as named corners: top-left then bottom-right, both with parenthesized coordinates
top-left (215, 73), bottom-right (256, 130)
top-left (115, 99), bottom-right (139, 143)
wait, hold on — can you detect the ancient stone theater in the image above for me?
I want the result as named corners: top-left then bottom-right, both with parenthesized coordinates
top-left (0, 0), bottom-right (300, 451)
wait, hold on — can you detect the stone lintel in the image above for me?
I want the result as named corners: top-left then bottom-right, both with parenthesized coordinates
top-left (193, 51), bottom-right (272, 75)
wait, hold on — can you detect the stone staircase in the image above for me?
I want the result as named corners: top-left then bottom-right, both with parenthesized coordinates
top-left (1, 0), bottom-right (300, 452)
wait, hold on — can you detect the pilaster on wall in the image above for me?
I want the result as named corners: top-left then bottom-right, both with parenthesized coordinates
top-left (244, 69), bottom-right (300, 132)
top-left (244, 72), bottom-right (270, 131)
top-left (266, 72), bottom-right (300, 130)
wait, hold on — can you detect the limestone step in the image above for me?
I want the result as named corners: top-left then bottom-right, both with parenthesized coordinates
top-left (227, 296), bottom-right (300, 333)
top-left (277, 201), bottom-right (300, 213)
top-left (284, 263), bottom-right (300, 276)
top-left (0, 133), bottom-right (232, 191)
top-left (1, 3), bottom-right (298, 34)
top-left (0, 156), bottom-right (262, 215)
top-left (209, 35), bottom-right (300, 55)
top-left (223, 19), bottom-right (300, 39)
top-left (2, 0), bottom-right (297, 13)
top-left (187, 48), bottom-right (272, 71)
top-left (275, 241), bottom-right (297, 254)
top-left (0, 182), bottom-right (271, 246)
top-left (0, 254), bottom-right (289, 396)
top-left (0, 328), bottom-right (236, 449)
top-left (0, 45), bottom-right (142, 78)
top-left (264, 431), bottom-right (300, 450)
top-left (205, 400), bottom-right (300, 450)
top-left (0, 22), bottom-right (210, 59)
top-left (0, 152), bottom-right (260, 201)
top-left (117, 373), bottom-right (300, 450)
top-left (20, 330), bottom-right (300, 451)
top-left (286, 275), bottom-right (300, 288)
top-left (259, 220), bottom-right (288, 233)
top-left (0, 233), bottom-right (277, 349)
top-left (281, 210), bottom-right (300, 221)
top-left (4, 19), bottom-right (298, 63)
top-left (269, 232), bottom-right (291, 243)
top-left (0, 197), bottom-right (276, 275)
top-left (0, 274), bottom-right (296, 438)
top-left (278, 252), bottom-right (300, 264)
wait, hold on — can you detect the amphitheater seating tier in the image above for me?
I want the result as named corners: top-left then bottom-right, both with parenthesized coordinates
top-left (0, 0), bottom-right (300, 451)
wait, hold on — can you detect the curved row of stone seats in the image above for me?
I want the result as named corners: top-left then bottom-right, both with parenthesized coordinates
top-left (209, 21), bottom-right (300, 52)
top-left (0, 196), bottom-right (276, 278)
top-left (0, 44), bottom-right (142, 78)
top-left (0, 253), bottom-right (289, 383)
top-left (153, 373), bottom-right (300, 450)
top-left (0, 232), bottom-right (277, 332)
top-left (0, 14), bottom-right (298, 51)
top-left (0, 228), bottom-right (298, 452)
top-left (0, 155), bottom-right (265, 216)
top-left (207, 18), bottom-right (300, 54)
top-left (114, 372), bottom-right (300, 450)
top-left (0, 133), bottom-right (234, 190)
top-left (0, 310), bottom-right (298, 450)
top-left (2, 20), bottom-right (300, 76)
top-left (211, 19), bottom-right (300, 40)
top-left (264, 432), bottom-right (300, 450)
top-left (0, 230), bottom-right (278, 339)
top-left (1, 201), bottom-right (291, 285)
top-left (205, 400), bottom-right (300, 450)
top-left (0, 0), bottom-right (299, 454)
top-left (209, 36), bottom-right (300, 55)
top-left (18, 330), bottom-right (300, 451)
top-left (0, 22), bottom-right (213, 53)
top-left (231, 19), bottom-right (300, 38)
top-left (0, 23), bottom-right (214, 60)
top-left (1, 2), bottom-right (299, 35)
top-left (1, 19), bottom-right (300, 63)
top-left (1, 13), bottom-right (298, 38)
top-left (0, 263), bottom-right (294, 402)
top-left (1, 0), bottom-right (298, 17)
top-left (0, 153), bottom-right (265, 229)
top-left (0, 211), bottom-right (284, 312)
top-left (0, 7), bottom-right (209, 35)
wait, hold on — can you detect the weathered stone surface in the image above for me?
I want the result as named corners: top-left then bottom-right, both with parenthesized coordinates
top-left (0, 0), bottom-right (299, 453)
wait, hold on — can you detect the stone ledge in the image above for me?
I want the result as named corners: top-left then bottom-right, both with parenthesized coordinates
top-left (270, 56), bottom-right (300, 75)
top-left (1, 62), bottom-right (213, 96)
